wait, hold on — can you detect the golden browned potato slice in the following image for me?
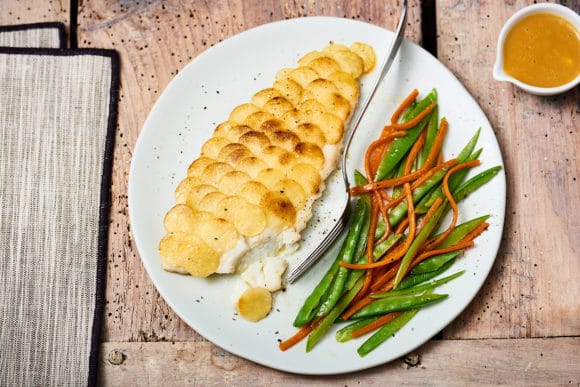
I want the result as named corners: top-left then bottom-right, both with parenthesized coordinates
top-left (327, 71), bottom-right (360, 108)
top-left (181, 184), bottom-right (217, 209)
top-left (294, 142), bottom-right (325, 169)
top-left (296, 99), bottom-right (343, 144)
top-left (268, 129), bottom-right (300, 151)
top-left (288, 163), bottom-right (322, 195)
top-left (198, 191), bottom-right (228, 213)
top-left (213, 122), bottom-right (252, 142)
top-left (261, 145), bottom-right (296, 169)
top-left (303, 56), bottom-right (342, 78)
top-left (187, 156), bottom-right (215, 177)
top-left (217, 143), bottom-right (252, 166)
top-left (217, 170), bottom-right (251, 195)
top-left (292, 122), bottom-right (327, 147)
top-left (303, 78), bottom-right (351, 121)
top-left (262, 96), bottom-right (294, 119)
top-left (277, 66), bottom-right (319, 88)
top-left (256, 167), bottom-right (286, 190)
top-left (238, 180), bottom-right (269, 205)
top-left (158, 232), bottom-right (219, 277)
top-left (243, 110), bottom-right (276, 130)
top-left (174, 176), bottom-right (201, 204)
top-left (238, 130), bottom-right (271, 153)
top-left (201, 136), bottom-right (230, 159)
top-left (163, 204), bottom-right (201, 233)
top-left (350, 42), bottom-right (377, 73)
top-left (251, 88), bottom-right (284, 107)
top-left (236, 287), bottom-right (272, 322)
top-left (260, 191), bottom-right (297, 230)
top-left (235, 156), bottom-right (268, 178)
top-left (323, 45), bottom-right (364, 78)
top-left (229, 103), bottom-right (261, 124)
top-left (273, 178), bottom-right (307, 210)
top-left (196, 217), bottom-right (239, 253)
top-left (216, 196), bottom-right (267, 237)
top-left (202, 162), bottom-right (234, 185)
top-left (273, 78), bottom-right (303, 105)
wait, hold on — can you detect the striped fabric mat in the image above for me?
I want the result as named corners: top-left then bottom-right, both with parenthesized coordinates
top-left (0, 23), bottom-right (118, 386)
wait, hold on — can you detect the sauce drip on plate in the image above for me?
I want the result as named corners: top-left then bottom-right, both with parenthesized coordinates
top-left (503, 13), bottom-right (580, 88)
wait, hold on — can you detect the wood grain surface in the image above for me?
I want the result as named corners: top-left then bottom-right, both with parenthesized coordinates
top-left (2, 0), bottom-right (579, 384)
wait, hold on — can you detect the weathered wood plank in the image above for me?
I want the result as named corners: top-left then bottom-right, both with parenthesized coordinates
top-left (0, 0), bottom-right (69, 27)
top-left (436, 0), bottom-right (580, 339)
top-left (99, 338), bottom-right (580, 385)
top-left (77, 0), bottom-right (423, 343)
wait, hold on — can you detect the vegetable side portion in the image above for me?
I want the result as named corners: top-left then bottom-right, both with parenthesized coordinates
top-left (280, 88), bottom-right (501, 356)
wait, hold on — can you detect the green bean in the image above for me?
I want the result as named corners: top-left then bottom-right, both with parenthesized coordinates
top-left (410, 251), bottom-right (461, 275)
top-left (344, 234), bottom-right (402, 292)
top-left (357, 308), bottom-right (419, 357)
top-left (393, 204), bottom-right (447, 289)
top-left (352, 292), bottom-right (448, 319)
top-left (306, 277), bottom-right (364, 351)
top-left (398, 259), bottom-right (456, 289)
top-left (374, 89), bottom-right (438, 181)
top-left (335, 317), bottom-right (377, 342)
top-left (316, 197), bottom-right (369, 317)
top-left (453, 166), bottom-right (503, 203)
top-left (436, 214), bottom-right (490, 249)
top-left (371, 270), bottom-right (464, 298)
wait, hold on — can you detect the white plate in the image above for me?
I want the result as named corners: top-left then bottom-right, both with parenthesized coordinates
top-left (129, 16), bottom-right (506, 375)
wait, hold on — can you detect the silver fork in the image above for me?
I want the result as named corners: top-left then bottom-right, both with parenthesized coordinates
top-left (287, 0), bottom-right (409, 283)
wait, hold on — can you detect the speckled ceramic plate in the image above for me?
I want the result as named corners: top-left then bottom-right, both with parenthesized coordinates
top-left (129, 16), bottom-right (506, 374)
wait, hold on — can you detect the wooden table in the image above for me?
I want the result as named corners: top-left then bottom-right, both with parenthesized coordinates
top-left (3, 1), bottom-right (579, 384)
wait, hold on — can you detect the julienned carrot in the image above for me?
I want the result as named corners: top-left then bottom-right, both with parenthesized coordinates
top-left (350, 312), bottom-right (402, 338)
top-left (390, 89), bottom-right (419, 124)
top-left (350, 118), bottom-right (448, 196)
top-left (423, 160), bottom-right (481, 250)
top-left (392, 102), bottom-right (436, 130)
top-left (279, 321), bottom-right (316, 351)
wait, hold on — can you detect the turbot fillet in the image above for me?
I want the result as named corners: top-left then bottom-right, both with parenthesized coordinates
top-left (159, 42), bottom-right (376, 286)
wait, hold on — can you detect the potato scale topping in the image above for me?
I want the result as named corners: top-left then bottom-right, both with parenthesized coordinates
top-left (159, 42), bottom-right (376, 291)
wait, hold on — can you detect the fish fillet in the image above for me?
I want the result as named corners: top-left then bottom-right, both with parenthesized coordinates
top-left (159, 42), bottom-right (376, 281)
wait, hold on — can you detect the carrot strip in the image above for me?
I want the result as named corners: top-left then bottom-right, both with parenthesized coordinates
top-left (279, 322), bottom-right (315, 351)
top-left (351, 312), bottom-right (402, 338)
top-left (412, 240), bottom-right (475, 266)
top-left (461, 221), bottom-right (489, 243)
top-left (424, 160), bottom-right (481, 250)
top-left (391, 102), bottom-right (436, 130)
top-left (416, 197), bottom-right (443, 233)
top-left (341, 296), bottom-right (374, 321)
top-left (365, 131), bottom-right (407, 180)
top-left (349, 119), bottom-right (449, 196)
top-left (390, 89), bottom-right (419, 124)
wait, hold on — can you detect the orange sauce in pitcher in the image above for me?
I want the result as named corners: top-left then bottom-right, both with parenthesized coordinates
top-left (503, 13), bottom-right (580, 87)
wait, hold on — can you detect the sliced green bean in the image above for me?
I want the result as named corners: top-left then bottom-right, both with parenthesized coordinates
top-left (317, 197), bottom-right (369, 317)
top-left (397, 259), bottom-right (456, 290)
top-left (371, 270), bottom-right (464, 298)
top-left (335, 317), bottom-right (377, 343)
top-left (352, 292), bottom-right (447, 319)
top-left (410, 251), bottom-right (461, 275)
top-left (306, 277), bottom-right (364, 352)
top-left (357, 308), bottom-right (419, 357)
top-left (393, 204), bottom-right (447, 288)
top-left (453, 166), bottom-right (503, 203)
